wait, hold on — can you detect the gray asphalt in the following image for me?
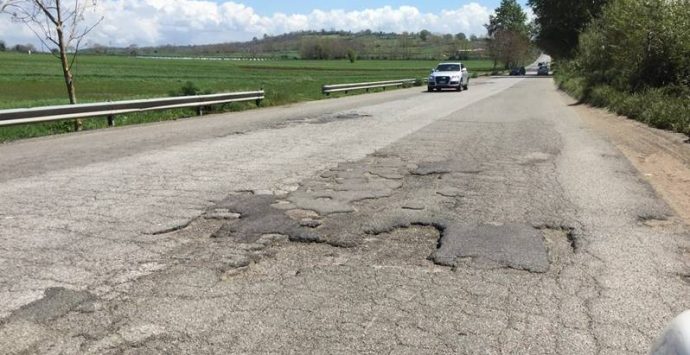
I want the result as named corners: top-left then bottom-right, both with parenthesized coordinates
top-left (0, 76), bottom-right (688, 354)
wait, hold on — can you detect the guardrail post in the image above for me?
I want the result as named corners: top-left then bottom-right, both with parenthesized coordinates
top-left (107, 114), bottom-right (115, 127)
top-left (197, 106), bottom-right (203, 116)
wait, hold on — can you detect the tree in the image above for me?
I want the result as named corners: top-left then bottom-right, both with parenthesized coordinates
top-left (528, 0), bottom-right (608, 59)
top-left (1, 0), bottom-right (102, 130)
top-left (455, 32), bottom-right (467, 41)
top-left (419, 29), bottom-right (431, 42)
top-left (486, 0), bottom-right (528, 37)
top-left (13, 43), bottom-right (35, 52)
top-left (0, 40), bottom-right (5, 51)
top-left (347, 48), bottom-right (357, 63)
top-left (485, 0), bottom-right (531, 69)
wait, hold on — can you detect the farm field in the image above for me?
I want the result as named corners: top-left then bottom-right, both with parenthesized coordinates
top-left (0, 52), bottom-right (495, 142)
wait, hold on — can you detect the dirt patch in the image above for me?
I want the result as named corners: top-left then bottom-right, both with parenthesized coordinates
top-left (569, 95), bottom-right (690, 225)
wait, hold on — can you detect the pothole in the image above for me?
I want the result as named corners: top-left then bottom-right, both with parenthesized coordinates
top-left (638, 214), bottom-right (673, 227)
top-left (314, 112), bottom-right (372, 124)
top-left (539, 227), bottom-right (576, 271)
top-left (536, 225), bottom-right (577, 252)
top-left (205, 208), bottom-right (241, 220)
top-left (411, 161), bottom-right (452, 176)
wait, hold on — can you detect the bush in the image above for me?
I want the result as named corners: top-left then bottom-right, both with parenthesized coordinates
top-left (169, 81), bottom-right (212, 96)
top-left (556, 61), bottom-right (690, 135)
top-left (347, 49), bottom-right (357, 63)
top-left (576, 0), bottom-right (690, 92)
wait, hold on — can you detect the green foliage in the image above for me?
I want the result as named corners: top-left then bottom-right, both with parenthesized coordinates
top-left (486, 0), bottom-right (531, 68)
top-left (528, 0), bottom-right (608, 59)
top-left (553, 0), bottom-right (690, 136)
top-left (419, 30), bottom-right (431, 42)
top-left (0, 40), bottom-right (5, 52)
top-left (347, 49), bottom-right (357, 63)
top-left (577, 0), bottom-right (690, 92)
top-left (556, 60), bottom-right (690, 136)
top-left (176, 81), bottom-right (199, 96)
top-left (486, 0), bottom-right (529, 36)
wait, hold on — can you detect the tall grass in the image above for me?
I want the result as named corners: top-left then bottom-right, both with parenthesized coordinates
top-left (555, 65), bottom-right (690, 135)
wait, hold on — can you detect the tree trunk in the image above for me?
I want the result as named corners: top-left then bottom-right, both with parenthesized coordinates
top-left (54, 1), bottom-right (81, 131)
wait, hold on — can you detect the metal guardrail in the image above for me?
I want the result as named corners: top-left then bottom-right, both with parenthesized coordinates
top-left (0, 90), bottom-right (265, 127)
top-left (322, 79), bottom-right (416, 95)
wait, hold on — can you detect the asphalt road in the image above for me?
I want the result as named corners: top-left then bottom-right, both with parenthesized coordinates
top-left (0, 75), bottom-right (688, 354)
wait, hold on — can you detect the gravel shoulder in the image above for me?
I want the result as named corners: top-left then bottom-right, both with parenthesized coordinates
top-left (567, 94), bottom-right (690, 225)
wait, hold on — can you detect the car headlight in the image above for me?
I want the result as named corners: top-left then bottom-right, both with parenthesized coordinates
top-left (451, 75), bottom-right (460, 80)
top-left (428, 76), bottom-right (434, 81)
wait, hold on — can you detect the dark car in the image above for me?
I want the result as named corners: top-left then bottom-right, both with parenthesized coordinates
top-left (537, 65), bottom-right (550, 75)
top-left (510, 67), bottom-right (526, 76)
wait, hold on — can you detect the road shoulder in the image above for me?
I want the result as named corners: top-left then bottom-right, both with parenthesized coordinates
top-left (561, 90), bottom-right (690, 226)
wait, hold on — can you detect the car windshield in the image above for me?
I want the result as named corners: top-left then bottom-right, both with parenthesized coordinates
top-left (436, 64), bottom-right (460, 72)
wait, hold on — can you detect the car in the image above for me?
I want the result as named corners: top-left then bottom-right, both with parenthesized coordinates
top-left (510, 67), bottom-right (526, 76)
top-left (537, 65), bottom-right (550, 76)
top-left (428, 62), bottom-right (470, 92)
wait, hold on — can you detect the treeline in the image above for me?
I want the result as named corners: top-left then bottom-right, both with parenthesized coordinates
top-left (531, 0), bottom-right (690, 135)
top-left (85, 30), bottom-right (489, 61)
top-left (0, 40), bottom-right (35, 53)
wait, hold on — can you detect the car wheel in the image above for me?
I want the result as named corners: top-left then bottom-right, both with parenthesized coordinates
top-left (427, 86), bottom-right (433, 92)
top-left (463, 85), bottom-right (469, 90)
top-left (457, 86), bottom-right (462, 92)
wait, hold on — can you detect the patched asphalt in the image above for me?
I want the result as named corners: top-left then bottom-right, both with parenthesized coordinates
top-left (0, 77), bottom-right (688, 354)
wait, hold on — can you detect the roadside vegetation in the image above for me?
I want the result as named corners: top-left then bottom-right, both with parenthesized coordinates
top-left (531, 0), bottom-right (690, 136)
top-left (0, 51), bottom-right (495, 142)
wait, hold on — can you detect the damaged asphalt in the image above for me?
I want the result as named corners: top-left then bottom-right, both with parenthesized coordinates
top-left (0, 77), bottom-right (688, 354)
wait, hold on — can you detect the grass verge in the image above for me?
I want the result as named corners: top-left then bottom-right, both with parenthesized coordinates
top-left (0, 53), bottom-right (496, 142)
top-left (554, 64), bottom-right (690, 136)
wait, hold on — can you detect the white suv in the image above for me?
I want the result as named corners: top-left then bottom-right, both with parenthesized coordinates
top-left (428, 62), bottom-right (470, 92)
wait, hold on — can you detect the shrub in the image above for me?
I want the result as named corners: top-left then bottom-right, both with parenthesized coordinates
top-left (347, 49), bottom-right (357, 63)
top-left (169, 81), bottom-right (213, 97)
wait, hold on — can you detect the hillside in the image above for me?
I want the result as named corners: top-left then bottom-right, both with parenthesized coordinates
top-left (85, 30), bottom-right (489, 61)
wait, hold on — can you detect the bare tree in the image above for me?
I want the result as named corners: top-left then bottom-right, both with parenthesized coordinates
top-left (1, 0), bottom-right (102, 130)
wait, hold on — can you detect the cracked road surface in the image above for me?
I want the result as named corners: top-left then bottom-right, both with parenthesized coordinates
top-left (1, 77), bottom-right (689, 354)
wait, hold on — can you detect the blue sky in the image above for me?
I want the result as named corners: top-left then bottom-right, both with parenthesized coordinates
top-left (1, 0), bottom-right (534, 47)
top-left (234, 1), bottom-right (529, 14)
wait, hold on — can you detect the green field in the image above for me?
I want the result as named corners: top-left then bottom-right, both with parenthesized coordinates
top-left (0, 52), bottom-right (495, 141)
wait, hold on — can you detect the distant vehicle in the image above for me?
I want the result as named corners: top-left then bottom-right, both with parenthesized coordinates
top-left (537, 65), bottom-right (550, 76)
top-left (510, 67), bottom-right (526, 76)
top-left (428, 62), bottom-right (470, 92)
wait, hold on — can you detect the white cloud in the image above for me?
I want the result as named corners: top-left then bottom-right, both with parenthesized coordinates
top-left (0, 1), bottom-right (493, 48)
